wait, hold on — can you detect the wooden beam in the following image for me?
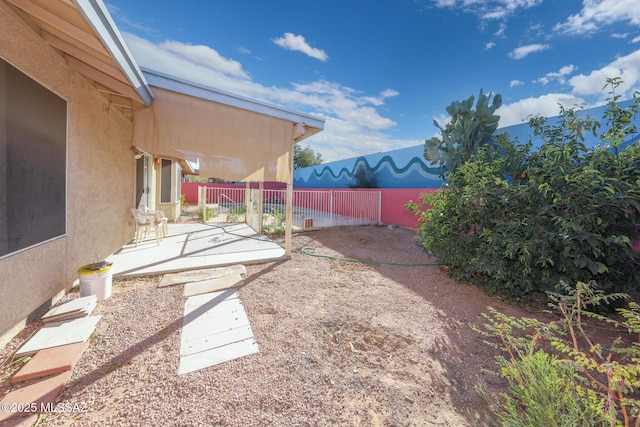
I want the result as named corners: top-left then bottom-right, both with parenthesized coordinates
top-left (6, 0), bottom-right (106, 53)
top-left (105, 94), bottom-right (134, 109)
top-left (42, 31), bottom-right (123, 80)
top-left (67, 56), bottom-right (143, 103)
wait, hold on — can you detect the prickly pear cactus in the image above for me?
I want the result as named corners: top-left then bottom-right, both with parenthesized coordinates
top-left (424, 89), bottom-right (502, 178)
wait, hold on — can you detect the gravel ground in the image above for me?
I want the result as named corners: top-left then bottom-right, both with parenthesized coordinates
top-left (0, 225), bottom-right (535, 427)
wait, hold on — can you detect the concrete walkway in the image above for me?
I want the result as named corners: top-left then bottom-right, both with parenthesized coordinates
top-left (107, 222), bottom-right (285, 277)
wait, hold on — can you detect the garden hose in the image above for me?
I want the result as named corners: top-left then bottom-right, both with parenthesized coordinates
top-left (293, 246), bottom-right (440, 267)
top-left (203, 223), bottom-right (440, 267)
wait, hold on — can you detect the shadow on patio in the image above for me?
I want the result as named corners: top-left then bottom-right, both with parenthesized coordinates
top-left (107, 222), bottom-right (285, 277)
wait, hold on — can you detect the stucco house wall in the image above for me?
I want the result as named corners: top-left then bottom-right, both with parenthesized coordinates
top-left (0, 6), bottom-right (135, 346)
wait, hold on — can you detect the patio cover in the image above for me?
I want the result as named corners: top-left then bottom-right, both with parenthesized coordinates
top-left (131, 74), bottom-right (324, 184)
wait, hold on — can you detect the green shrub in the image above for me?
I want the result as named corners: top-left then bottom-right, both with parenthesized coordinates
top-left (227, 204), bottom-right (246, 222)
top-left (481, 350), bottom-right (608, 427)
top-left (262, 207), bottom-right (286, 235)
top-left (477, 281), bottom-right (640, 426)
top-left (408, 78), bottom-right (640, 297)
top-left (197, 205), bottom-right (214, 222)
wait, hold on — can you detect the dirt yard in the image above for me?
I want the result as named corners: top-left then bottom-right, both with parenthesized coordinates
top-left (1, 225), bottom-right (543, 426)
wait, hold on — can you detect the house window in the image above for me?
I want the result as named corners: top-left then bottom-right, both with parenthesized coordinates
top-left (0, 58), bottom-right (67, 258)
top-left (160, 158), bottom-right (172, 203)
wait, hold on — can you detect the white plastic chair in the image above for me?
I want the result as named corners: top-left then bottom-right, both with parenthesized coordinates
top-left (130, 208), bottom-right (161, 246)
top-left (139, 205), bottom-right (169, 238)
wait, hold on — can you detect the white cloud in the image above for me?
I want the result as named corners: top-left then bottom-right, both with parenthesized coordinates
top-left (122, 33), bottom-right (410, 162)
top-left (568, 49), bottom-right (640, 98)
top-left (554, 0), bottom-right (640, 36)
top-left (305, 117), bottom-right (422, 162)
top-left (159, 40), bottom-right (251, 79)
top-left (497, 93), bottom-right (586, 127)
top-left (381, 88), bottom-right (400, 98)
top-left (485, 41), bottom-right (496, 50)
top-left (534, 64), bottom-right (576, 86)
top-left (432, 0), bottom-right (543, 21)
top-left (612, 33), bottom-right (629, 39)
top-left (508, 43), bottom-right (550, 59)
top-left (632, 35), bottom-right (640, 43)
top-left (510, 79), bottom-right (524, 87)
top-left (272, 33), bottom-right (328, 61)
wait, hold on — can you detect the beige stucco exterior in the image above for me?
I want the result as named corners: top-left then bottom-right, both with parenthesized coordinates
top-left (0, 5), bottom-right (136, 346)
top-left (0, 1), bottom-right (323, 348)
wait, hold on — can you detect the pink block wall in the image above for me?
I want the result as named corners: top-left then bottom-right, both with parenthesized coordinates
top-left (182, 183), bottom-right (439, 229)
top-left (381, 188), bottom-right (438, 228)
top-left (181, 182), bottom-right (285, 204)
top-left (181, 183), bottom-right (639, 249)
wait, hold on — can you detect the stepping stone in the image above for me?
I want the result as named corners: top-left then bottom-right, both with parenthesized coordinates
top-left (12, 341), bottom-right (90, 384)
top-left (178, 338), bottom-right (258, 375)
top-left (0, 371), bottom-right (72, 423)
top-left (182, 308), bottom-right (251, 342)
top-left (16, 316), bottom-right (101, 357)
top-left (183, 273), bottom-right (244, 297)
top-left (184, 288), bottom-right (239, 314)
top-left (184, 296), bottom-right (243, 318)
top-left (42, 296), bottom-right (97, 324)
top-left (181, 324), bottom-right (254, 357)
top-left (158, 265), bottom-right (246, 287)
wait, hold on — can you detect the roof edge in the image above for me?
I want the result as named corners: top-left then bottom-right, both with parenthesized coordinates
top-left (73, 0), bottom-right (154, 106)
top-left (141, 67), bottom-right (325, 131)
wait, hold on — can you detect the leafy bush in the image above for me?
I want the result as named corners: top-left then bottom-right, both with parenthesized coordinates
top-left (408, 79), bottom-right (640, 297)
top-left (197, 205), bottom-right (214, 222)
top-left (477, 281), bottom-right (640, 426)
top-left (263, 207), bottom-right (286, 235)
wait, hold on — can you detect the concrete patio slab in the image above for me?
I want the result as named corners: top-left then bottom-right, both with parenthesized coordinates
top-left (183, 307), bottom-right (250, 341)
top-left (184, 296), bottom-right (243, 318)
top-left (0, 371), bottom-right (72, 423)
top-left (180, 324), bottom-right (254, 357)
top-left (158, 264), bottom-right (246, 288)
top-left (183, 273), bottom-right (244, 297)
top-left (183, 288), bottom-right (239, 311)
top-left (108, 223), bottom-right (284, 277)
top-left (12, 341), bottom-right (90, 384)
top-left (178, 338), bottom-right (258, 375)
top-left (41, 296), bottom-right (97, 324)
top-left (16, 316), bottom-right (101, 357)
top-left (179, 287), bottom-right (258, 374)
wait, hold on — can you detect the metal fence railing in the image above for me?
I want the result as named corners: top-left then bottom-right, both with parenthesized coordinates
top-left (198, 186), bottom-right (381, 231)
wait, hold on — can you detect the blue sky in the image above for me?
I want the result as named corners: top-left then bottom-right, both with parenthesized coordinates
top-left (106, 0), bottom-right (640, 162)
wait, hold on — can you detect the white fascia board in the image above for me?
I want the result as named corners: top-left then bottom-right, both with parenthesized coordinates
top-left (142, 68), bottom-right (325, 130)
top-left (73, 0), bottom-right (154, 106)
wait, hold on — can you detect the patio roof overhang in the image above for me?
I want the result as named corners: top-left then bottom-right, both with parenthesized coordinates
top-left (5, 0), bottom-right (325, 185)
top-left (133, 69), bottom-right (325, 184)
top-left (3, 0), bottom-right (154, 118)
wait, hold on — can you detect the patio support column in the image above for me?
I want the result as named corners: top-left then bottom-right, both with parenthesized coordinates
top-left (257, 181), bottom-right (263, 234)
top-left (285, 182), bottom-right (293, 256)
top-left (245, 181), bottom-right (250, 226)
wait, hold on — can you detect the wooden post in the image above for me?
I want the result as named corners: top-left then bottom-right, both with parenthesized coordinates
top-left (284, 139), bottom-right (295, 257)
top-left (285, 182), bottom-right (293, 256)
top-left (257, 181), bottom-right (264, 234)
top-left (245, 181), bottom-right (250, 226)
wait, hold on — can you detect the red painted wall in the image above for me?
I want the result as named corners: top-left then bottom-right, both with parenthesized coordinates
top-left (182, 183), bottom-right (439, 229)
top-left (181, 182), bottom-right (285, 204)
top-left (381, 188), bottom-right (438, 228)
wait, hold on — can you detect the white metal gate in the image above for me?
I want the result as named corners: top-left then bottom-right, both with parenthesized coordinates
top-left (198, 186), bottom-right (381, 231)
